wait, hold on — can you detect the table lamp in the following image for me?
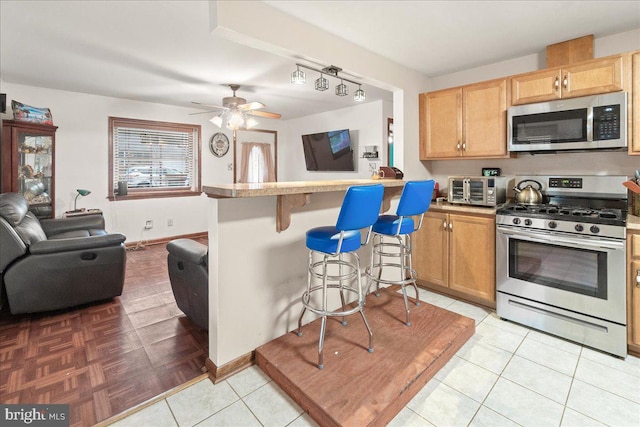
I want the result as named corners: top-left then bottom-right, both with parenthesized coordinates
top-left (74, 189), bottom-right (91, 211)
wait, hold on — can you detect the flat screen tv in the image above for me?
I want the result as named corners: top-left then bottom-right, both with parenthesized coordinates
top-left (302, 129), bottom-right (355, 171)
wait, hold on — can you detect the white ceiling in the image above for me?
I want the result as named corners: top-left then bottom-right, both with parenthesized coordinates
top-left (1, 1), bottom-right (638, 120)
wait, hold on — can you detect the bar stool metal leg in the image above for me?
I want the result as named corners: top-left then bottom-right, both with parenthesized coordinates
top-left (296, 184), bottom-right (384, 369)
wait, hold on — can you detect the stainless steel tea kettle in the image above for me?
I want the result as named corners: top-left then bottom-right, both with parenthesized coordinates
top-left (514, 179), bottom-right (543, 205)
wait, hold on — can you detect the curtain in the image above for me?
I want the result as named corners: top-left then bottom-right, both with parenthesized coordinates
top-left (239, 142), bottom-right (275, 183)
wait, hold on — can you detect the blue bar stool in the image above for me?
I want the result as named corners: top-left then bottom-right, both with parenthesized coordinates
top-left (366, 180), bottom-right (435, 326)
top-left (297, 184), bottom-right (384, 369)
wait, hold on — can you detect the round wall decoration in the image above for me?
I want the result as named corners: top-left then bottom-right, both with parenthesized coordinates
top-left (209, 132), bottom-right (230, 157)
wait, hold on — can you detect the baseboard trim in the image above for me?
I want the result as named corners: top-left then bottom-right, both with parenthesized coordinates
top-left (125, 231), bottom-right (207, 249)
top-left (206, 352), bottom-right (255, 384)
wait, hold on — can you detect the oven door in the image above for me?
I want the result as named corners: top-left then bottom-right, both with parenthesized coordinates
top-left (496, 225), bottom-right (626, 324)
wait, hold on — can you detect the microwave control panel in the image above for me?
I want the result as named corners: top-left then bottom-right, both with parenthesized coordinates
top-left (593, 104), bottom-right (621, 141)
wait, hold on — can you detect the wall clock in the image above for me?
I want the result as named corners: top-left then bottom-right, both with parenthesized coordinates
top-left (209, 132), bottom-right (229, 157)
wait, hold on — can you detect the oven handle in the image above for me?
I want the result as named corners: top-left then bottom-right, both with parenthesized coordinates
top-left (497, 226), bottom-right (625, 251)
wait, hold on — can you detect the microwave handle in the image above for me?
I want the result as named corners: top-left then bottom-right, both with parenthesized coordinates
top-left (586, 106), bottom-right (593, 142)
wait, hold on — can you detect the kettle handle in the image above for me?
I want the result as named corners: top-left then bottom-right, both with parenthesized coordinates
top-left (516, 179), bottom-right (543, 191)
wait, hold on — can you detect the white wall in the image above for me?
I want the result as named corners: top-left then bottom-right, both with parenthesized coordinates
top-left (279, 100), bottom-right (391, 181)
top-left (0, 82), bottom-right (279, 240)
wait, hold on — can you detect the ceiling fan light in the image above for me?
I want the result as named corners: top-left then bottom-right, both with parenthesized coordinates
top-left (210, 115), bottom-right (223, 128)
top-left (354, 86), bottom-right (366, 102)
top-left (226, 110), bottom-right (245, 130)
top-left (336, 80), bottom-right (348, 97)
top-left (315, 74), bottom-right (329, 91)
top-left (291, 66), bottom-right (306, 84)
top-left (246, 117), bottom-right (258, 128)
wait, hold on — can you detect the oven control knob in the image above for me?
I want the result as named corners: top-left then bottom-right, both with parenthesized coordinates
top-left (575, 224), bottom-right (584, 232)
top-left (524, 219), bottom-right (532, 226)
top-left (548, 221), bottom-right (557, 229)
top-left (512, 218), bottom-right (521, 225)
top-left (590, 225), bottom-right (600, 234)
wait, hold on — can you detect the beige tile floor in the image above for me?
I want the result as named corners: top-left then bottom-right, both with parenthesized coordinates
top-left (109, 289), bottom-right (640, 427)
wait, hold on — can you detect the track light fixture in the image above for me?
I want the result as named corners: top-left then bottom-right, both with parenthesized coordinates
top-left (292, 63), bottom-right (366, 102)
top-left (336, 79), bottom-right (348, 96)
top-left (291, 65), bottom-right (306, 84)
top-left (315, 73), bottom-right (329, 91)
top-left (354, 84), bottom-right (366, 102)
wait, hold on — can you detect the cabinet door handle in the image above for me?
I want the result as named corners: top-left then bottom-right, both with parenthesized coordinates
top-left (562, 75), bottom-right (568, 90)
top-left (449, 222), bottom-right (453, 231)
top-left (456, 142), bottom-right (461, 151)
top-left (554, 76), bottom-right (560, 91)
top-left (443, 220), bottom-right (448, 230)
top-left (462, 142), bottom-right (466, 151)
top-left (636, 269), bottom-right (640, 288)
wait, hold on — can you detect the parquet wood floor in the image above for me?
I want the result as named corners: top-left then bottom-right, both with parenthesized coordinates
top-left (0, 239), bottom-right (209, 426)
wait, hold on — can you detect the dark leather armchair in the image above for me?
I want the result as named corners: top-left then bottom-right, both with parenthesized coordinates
top-left (0, 193), bottom-right (127, 314)
top-left (167, 239), bottom-right (208, 330)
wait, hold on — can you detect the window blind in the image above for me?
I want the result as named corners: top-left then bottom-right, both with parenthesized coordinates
top-left (110, 118), bottom-right (199, 193)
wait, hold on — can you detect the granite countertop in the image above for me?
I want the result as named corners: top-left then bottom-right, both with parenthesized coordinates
top-left (203, 178), bottom-right (406, 198)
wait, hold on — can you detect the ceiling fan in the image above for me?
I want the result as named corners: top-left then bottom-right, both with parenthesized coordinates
top-left (191, 84), bottom-right (281, 129)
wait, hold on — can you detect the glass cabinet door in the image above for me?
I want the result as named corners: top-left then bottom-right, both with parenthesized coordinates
top-left (17, 130), bottom-right (54, 218)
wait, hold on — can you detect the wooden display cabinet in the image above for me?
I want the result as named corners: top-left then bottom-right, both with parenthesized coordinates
top-left (420, 78), bottom-right (510, 160)
top-left (413, 210), bottom-right (496, 308)
top-left (1, 120), bottom-right (57, 218)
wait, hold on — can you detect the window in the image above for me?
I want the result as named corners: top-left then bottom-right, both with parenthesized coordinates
top-left (109, 117), bottom-right (201, 199)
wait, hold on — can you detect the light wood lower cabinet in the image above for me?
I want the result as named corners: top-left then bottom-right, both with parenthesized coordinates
top-left (628, 231), bottom-right (640, 356)
top-left (413, 211), bottom-right (496, 308)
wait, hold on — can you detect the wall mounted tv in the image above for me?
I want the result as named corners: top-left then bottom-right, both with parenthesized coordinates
top-left (302, 129), bottom-right (355, 171)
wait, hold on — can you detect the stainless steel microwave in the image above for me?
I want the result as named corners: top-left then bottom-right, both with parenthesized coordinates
top-left (448, 176), bottom-right (507, 206)
top-left (508, 92), bottom-right (627, 152)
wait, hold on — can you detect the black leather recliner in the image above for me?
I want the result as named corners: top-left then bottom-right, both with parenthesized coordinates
top-left (167, 239), bottom-right (208, 330)
top-left (0, 192), bottom-right (127, 314)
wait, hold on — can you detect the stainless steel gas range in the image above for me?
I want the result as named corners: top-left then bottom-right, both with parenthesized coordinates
top-left (496, 175), bottom-right (628, 358)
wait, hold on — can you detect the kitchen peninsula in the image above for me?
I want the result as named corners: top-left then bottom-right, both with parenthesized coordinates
top-left (202, 179), bottom-right (406, 377)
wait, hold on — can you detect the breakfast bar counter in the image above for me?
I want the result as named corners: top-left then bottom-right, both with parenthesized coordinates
top-left (204, 179), bottom-right (406, 232)
top-left (202, 179), bottom-right (406, 374)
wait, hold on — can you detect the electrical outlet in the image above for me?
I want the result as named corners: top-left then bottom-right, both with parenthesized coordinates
top-left (145, 220), bottom-right (153, 229)
top-left (167, 218), bottom-right (174, 226)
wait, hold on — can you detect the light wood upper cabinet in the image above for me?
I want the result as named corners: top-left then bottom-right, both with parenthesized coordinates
top-left (632, 52), bottom-right (640, 155)
top-left (420, 78), bottom-right (509, 160)
top-left (463, 79), bottom-right (509, 158)
top-left (419, 89), bottom-right (461, 159)
top-left (511, 68), bottom-right (562, 105)
top-left (413, 211), bottom-right (496, 307)
top-left (512, 55), bottom-right (623, 105)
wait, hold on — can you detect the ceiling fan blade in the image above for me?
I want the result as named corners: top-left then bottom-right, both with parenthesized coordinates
top-left (238, 101), bottom-right (265, 111)
top-left (248, 110), bottom-right (281, 119)
top-left (190, 101), bottom-right (228, 110)
top-left (189, 110), bottom-right (223, 116)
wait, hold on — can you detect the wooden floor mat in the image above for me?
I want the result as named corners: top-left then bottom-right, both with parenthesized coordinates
top-left (256, 288), bottom-right (475, 427)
